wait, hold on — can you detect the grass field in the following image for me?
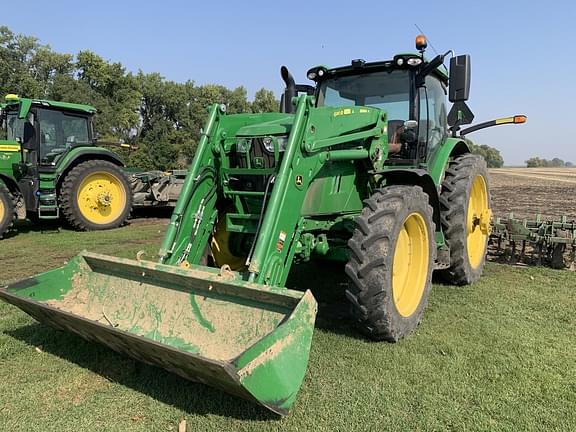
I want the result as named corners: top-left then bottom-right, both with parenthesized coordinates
top-left (1, 219), bottom-right (575, 431)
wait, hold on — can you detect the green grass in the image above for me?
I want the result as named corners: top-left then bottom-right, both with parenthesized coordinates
top-left (0, 221), bottom-right (575, 431)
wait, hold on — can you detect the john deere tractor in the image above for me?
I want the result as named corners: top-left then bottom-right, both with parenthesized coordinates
top-left (0, 96), bottom-right (133, 237)
top-left (0, 36), bottom-right (525, 415)
top-left (0, 96), bottom-right (187, 238)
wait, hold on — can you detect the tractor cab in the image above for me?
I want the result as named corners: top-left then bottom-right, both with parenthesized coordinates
top-left (1, 95), bottom-right (96, 168)
top-left (281, 35), bottom-right (473, 166)
top-left (311, 55), bottom-right (449, 164)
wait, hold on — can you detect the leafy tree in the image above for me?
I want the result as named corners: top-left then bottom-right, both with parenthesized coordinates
top-left (469, 143), bottom-right (504, 168)
top-left (251, 88), bottom-right (279, 113)
top-left (0, 26), bottom-right (73, 98)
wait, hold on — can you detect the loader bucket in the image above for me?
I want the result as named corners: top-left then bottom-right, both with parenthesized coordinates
top-left (0, 252), bottom-right (317, 415)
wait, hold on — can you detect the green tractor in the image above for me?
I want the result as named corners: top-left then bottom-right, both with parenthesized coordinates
top-left (0, 96), bottom-right (187, 238)
top-left (0, 95), bottom-right (133, 237)
top-left (0, 37), bottom-right (526, 414)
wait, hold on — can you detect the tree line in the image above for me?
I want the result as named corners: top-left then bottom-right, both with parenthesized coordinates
top-left (0, 26), bottom-right (278, 170)
top-left (1, 26), bottom-right (521, 170)
top-left (525, 157), bottom-right (573, 168)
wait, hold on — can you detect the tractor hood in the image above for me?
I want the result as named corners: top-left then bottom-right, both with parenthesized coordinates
top-left (236, 113), bottom-right (294, 137)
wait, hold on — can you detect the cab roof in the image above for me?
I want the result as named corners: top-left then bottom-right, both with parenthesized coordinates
top-left (308, 52), bottom-right (449, 83)
top-left (3, 96), bottom-right (96, 115)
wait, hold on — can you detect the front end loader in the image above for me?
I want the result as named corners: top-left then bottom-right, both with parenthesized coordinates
top-left (0, 36), bottom-right (526, 414)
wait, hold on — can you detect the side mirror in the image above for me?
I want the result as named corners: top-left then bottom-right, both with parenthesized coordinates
top-left (449, 55), bottom-right (471, 102)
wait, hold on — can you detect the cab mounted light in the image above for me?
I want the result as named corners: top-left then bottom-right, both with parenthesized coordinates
top-left (512, 115), bottom-right (527, 124)
top-left (5, 94), bottom-right (19, 102)
top-left (306, 66), bottom-right (327, 81)
top-left (407, 57), bottom-right (423, 66)
top-left (416, 34), bottom-right (427, 53)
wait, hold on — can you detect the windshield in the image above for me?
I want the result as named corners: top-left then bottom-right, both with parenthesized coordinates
top-left (38, 108), bottom-right (91, 162)
top-left (4, 109), bottom-right (26, 141)
top-left (317, 70), bottom-right (410, 121)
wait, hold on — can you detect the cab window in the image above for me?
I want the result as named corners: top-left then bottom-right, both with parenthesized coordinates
top-left (37, 108), bottom-right (90, 162)
top-left (419, 76), bottom-right (448, 155)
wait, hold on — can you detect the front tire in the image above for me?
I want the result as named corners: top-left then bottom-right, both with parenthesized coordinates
top-left (60, 160), bottom-right (133, 231)
top-left (438, 154), bottom-right (491, 284)
top-left (345, 186), bottom-right (436, 341)
top-left (0, 187), bottom-right (16, 239)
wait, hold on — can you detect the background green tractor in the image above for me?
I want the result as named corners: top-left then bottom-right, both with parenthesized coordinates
top-left (0, 95), bottom-right (132, 237)
top-left (0, 96), bottom-right (187, 238)
top-left (0, 36), bottom-right (526, 414)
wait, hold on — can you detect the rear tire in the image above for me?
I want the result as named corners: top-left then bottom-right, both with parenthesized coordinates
top-left (0, 187), bottom-right (16, 239)
top-left (345, 186), bottom-right (436, 341)
top-left (60, 160), bottom-right (132, 231)
top-left (438, 154), bottom-right (491, 285)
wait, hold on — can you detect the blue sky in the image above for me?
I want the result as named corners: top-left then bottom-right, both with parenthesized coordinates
top-left (3, 0), bottom-right (575, 165)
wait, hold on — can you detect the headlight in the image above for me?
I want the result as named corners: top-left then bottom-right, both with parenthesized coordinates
top-left (237, 138), bottom-right (250, 153)
top-left (263, 137), bottom-right (274, 152)
top-left (263, 136), bottom-right (288, 153)
top-left (276, 136), bottom-right (288, 151)
top-left (407, 57), bottom-right (422, 66)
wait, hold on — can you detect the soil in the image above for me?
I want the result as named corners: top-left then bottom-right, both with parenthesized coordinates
top-left (489, 168), bottom-right (576, 221)
top-left (46, 269), bottom-right (286, 361)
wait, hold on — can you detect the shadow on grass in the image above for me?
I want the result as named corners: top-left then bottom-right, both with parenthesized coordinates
top-left (6, 322), bottom-right (279, 421)
top-left (4, 219), bottom-right (62, 238)
top-left (5, 208), bottom-right (172, 239)
top-left (131, 206), bottom-right (174, 220)
top-left (286, 261), bottom-right (360, 339)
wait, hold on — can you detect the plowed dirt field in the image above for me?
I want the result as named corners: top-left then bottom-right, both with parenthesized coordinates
top-left (489, 168), bottom-right (576, 220)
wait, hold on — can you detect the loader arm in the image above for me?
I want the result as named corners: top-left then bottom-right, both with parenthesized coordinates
top-left (159, 104), bottom-right (222, 265)
top-left (158, 96), bottom-right (387, 286)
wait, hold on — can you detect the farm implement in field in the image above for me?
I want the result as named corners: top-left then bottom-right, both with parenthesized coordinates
top-left (0, 36), bottom-right (526, 415)
top-left (490, 214), bottom-right (576, 269)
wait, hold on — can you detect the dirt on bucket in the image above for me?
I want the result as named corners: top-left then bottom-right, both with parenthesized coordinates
top-left (46, 270), bottom-right (286, 361)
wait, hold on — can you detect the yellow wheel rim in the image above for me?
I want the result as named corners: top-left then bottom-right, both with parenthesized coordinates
top-left (392, 212), bottom-right (430, 317)
top-left (77, 171), bottom-right (127, 225)
top-left (211, 213), bottom-right (247, 271)
top-left (466, 175), bottom-right (490, 269)
top-left (0, 196), bottom-right (5, 222)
